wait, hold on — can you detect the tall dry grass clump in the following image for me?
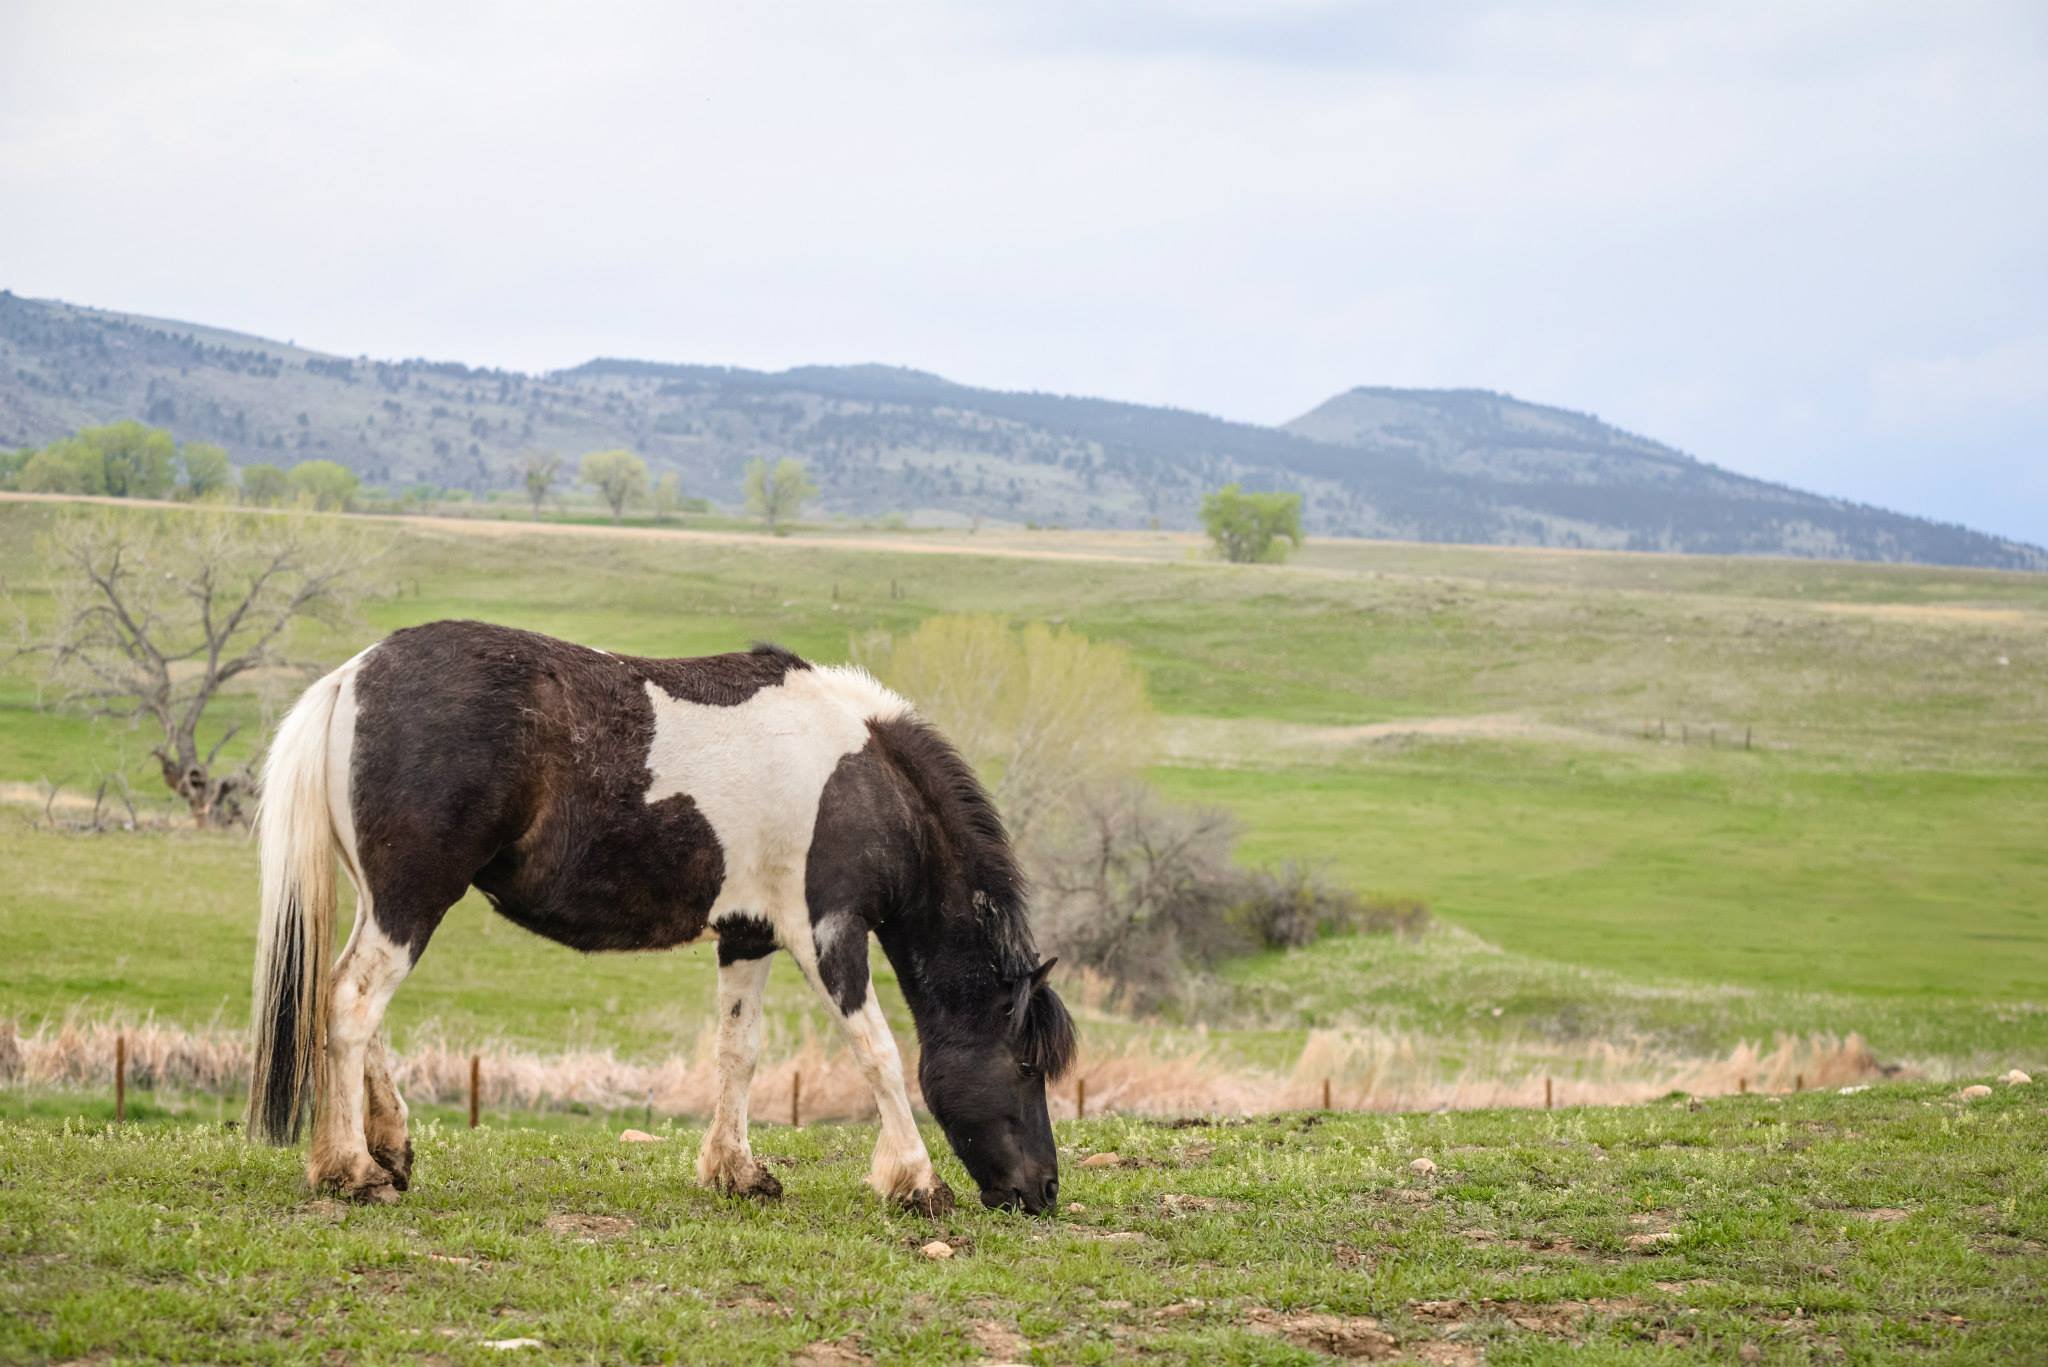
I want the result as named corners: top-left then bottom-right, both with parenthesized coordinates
top-left (3, 1014), bottom-right (1903, 1122)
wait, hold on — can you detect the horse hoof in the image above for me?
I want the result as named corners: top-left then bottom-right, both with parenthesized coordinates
top-left (725, 1165), bottom-right (783, 1201)
top-left (898, 1181), bottom-right (955, 1217)
top-left (346, 1177), bottom-right (401, 1205)
top-left (371, 1141), bottom-right (414, 1191)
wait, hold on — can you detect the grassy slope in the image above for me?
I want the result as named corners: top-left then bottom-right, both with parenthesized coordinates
top-left (1, 500), bottom-right (2045, 1077)
top-left (3, 1085), bottom-right (2043, 1364)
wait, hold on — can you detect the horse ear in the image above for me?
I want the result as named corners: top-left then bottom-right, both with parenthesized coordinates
top-left (1029, 957), bottom-right (1057, 989)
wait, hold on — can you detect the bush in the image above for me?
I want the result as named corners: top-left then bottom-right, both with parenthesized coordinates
top-left (1029, 787), bottom-right (1423, 1012)
top-left (1229, 862), bottom-right (1430, 950)
top-left (860, 614), bottom-right (1155, 845)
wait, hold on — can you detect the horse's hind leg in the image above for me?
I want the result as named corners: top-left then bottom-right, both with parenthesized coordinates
top-left (307, 910), bottom-right (417, 1202)
top-left (363, 1035), bottom-right (412, 1190)
top-left (695, 949), bottom-right (781, 1199)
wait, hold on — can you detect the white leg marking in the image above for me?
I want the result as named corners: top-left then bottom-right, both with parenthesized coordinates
top-left (840, 988), bottom-right (944, 1204)
top-left (310, 913), bottom-right (413, 1198)
top-left (696, 954), bottom-right (779, 1196)
top-left (788, 924), bottom-right (947, 1209)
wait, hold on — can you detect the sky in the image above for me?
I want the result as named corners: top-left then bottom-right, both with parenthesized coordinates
top-left (2, 1), bottom-right (2044, 545)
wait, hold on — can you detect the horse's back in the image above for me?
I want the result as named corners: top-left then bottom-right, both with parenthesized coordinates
top-left (344, 620), bottom-right (906, 954)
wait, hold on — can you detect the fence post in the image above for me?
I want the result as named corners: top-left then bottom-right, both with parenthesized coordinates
top-left (1322, 1077), bottom-right (1332, 1111)
top-left (1744, 726), bottom-right (1753, 751)
top-left (1076, 1077), bottom-right (1087, 1121)
top-left (468, 1054), bottom-right (480, 1128)
top-left (115, 1034), bottom-right (127, 1124)
top-left (1544, 1076), bottom-right (1553, 1110)
top-left (1795, 1073), bottom-right (1804, 1093)
top-left (1738, 1076), bottom-right (1748, 1095)
top-left (791, 1070), bottom-right (802, 1128)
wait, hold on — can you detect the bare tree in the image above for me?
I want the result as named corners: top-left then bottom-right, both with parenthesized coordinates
top-left (6, 507), bottom-right (377, 827)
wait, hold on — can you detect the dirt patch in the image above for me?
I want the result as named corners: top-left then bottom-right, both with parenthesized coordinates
top-left (1244, 1308), bottom-right (1400, 1359)
top-left (543, 1213), bottom-right (637, 1240)
top-left (1458, 1228), bottom-right (1590, 1257)
top-left (1159, 1193), bottom-right (1233, 1214)
top-left (1847, 1207), bottom-right (1910, 1222)
top-left (1404, 1345), bottom-right (1482, 1365)
top-left (792, 1340), bottom-right (871, 1367)
top-left (1332, 1242), bottom-right (1374, 1271)
top-left (1811, 601), bottom-right (2028, 627)
top-left (967, 1320), bottom-right (1029, 1359)
top-left (1409, 1297), bottom-right (1653, 1339)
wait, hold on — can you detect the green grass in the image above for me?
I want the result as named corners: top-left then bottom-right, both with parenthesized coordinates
top-left (3, 1084), bottom-right (2043, 1363)
top-left (1155, 749), bottom-right (2048, 1002)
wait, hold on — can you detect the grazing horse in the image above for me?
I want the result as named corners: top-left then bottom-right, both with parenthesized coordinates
top-left (246, 619), bottom-right (1074, 1215)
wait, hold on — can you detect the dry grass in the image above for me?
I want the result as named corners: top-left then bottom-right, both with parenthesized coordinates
top-left (1, 1014), bottom-right (1898, 1122)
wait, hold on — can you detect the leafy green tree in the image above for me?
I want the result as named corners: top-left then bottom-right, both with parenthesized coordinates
top-left (520, 450), bottom-right (562, 516)
top-left (0, 448), bottom-right (29, 488)
top-left (651, 471), bottom-right (684, 523)
top-left (17, 442), bottom-right (103, 495)
top-left (743, 456), bottom-right (817, 533)
top-left (1200, 484), bottom-right (1304, 563)
top-left (241, 464), bottom-right (291, 507)
top-left (857, 614), bottom-right (1155, 846)
top-left (179, 442), bottom-right (234, 500)
top-left (18, 422), bottom-right (178, 499)
top-left (579, 448), bottom-right (648, 523)
top-left (287, 460), bottom-right (359, 512)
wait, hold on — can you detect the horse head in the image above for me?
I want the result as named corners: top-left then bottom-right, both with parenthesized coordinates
top-left (916, 957), bottom-right (1074, 1213)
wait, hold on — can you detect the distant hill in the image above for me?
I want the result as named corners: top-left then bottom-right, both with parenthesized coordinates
top-left (2, 290), bottom-right (2039, 569)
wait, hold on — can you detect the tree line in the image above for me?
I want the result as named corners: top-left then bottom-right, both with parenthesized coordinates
top-left (2, 422), bottom-right (827, 532)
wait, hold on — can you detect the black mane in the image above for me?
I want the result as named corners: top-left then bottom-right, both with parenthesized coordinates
top-left (869, 715), bottom-right (1075, 1080)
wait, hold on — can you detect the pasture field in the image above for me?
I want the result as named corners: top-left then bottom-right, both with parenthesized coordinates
top-left (3, 497), bottom-right (2045, 1094)
top-left (3, 1083), bottom-right (2044, 1364)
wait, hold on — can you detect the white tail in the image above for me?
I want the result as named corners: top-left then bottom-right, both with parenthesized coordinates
top-left (246, 663), bottom-right (351, 1143)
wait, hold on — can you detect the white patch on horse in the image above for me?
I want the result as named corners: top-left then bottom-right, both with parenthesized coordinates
top-left (641, 665), bottom-right (908, 968)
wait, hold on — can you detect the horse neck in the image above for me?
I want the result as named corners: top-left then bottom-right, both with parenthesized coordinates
top-left (873, 880), bottom-right (1010, 1037)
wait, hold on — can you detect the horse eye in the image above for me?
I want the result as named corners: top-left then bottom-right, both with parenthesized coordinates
top-left (1017, 1063), bottom-right (1038, 1080)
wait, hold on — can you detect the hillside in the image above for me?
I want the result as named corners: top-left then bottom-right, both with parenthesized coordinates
top-left (3, 290), bottom-right (2040, 568)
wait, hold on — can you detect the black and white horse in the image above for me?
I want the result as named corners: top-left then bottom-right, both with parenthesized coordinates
top-left (247, 619), bottom-right (1074, 1215)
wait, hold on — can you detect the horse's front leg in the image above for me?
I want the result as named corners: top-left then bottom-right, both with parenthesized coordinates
top-left (695, 950), bottom-right (782, 1199)
top-left (800, 912), bottom-right (954, 1216)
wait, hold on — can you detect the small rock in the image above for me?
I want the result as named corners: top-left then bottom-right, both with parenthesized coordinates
top-left (1065, 1202), bottom-right (1086, 1214)
top-left (1625, 1230), bottom-right (1678, 1250)
top-left (2001, 1069), bottom-right (2031, 1086)
top-left (919, 1240), bottom-right (954, 1260)
top-left (619, 1128), bottom-right (665, 1143)
top-left (481, 1339), bottom-right (544, 1351)
top-left (1409, 1157), bottom-right (1438, 1176)
top-left (1838, 1085), bottom-right (1869, 1095)
top-left (1080, 1152), bottom-right (1122, 1168)
top-left (1958, 1085), bottom-right (1993, 1101)
top-left (1739, 1343), bottom-right (1761, 1363)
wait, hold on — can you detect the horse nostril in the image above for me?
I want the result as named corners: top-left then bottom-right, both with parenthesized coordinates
top-left (1042, 1176), bottom-right (1059, 1207)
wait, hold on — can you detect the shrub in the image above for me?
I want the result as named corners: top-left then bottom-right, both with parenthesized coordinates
top-left (1229, 862), bottom-right (1430, 949)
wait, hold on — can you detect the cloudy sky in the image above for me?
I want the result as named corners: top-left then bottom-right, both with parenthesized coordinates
top-left (4, 1), bottom-right (2044, 543)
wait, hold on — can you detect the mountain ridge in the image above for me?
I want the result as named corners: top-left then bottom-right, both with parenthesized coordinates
top-left (2, 290), bottom-right (2039, 570)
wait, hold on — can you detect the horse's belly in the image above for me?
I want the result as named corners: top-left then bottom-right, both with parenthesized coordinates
top-left (475, 792), bottom-right (727, 953)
